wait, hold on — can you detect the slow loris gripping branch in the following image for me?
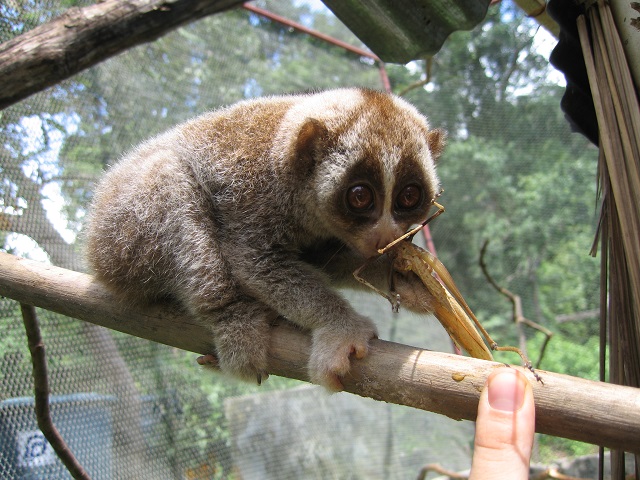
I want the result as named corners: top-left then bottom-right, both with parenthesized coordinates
top-left (85, 88), bottom-right (445, 391)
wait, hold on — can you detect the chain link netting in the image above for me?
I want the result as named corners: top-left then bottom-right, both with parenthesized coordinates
top-left (0, 1), bottom-right (602, 478)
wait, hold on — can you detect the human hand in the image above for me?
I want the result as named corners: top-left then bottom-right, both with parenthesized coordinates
top-left (469, 368), bottom-right (535, 480)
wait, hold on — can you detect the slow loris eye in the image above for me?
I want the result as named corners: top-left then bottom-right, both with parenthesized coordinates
top-left (396, 185), bottom-right (422, 210)
top-left (346, 185), bottom-right (374, 212)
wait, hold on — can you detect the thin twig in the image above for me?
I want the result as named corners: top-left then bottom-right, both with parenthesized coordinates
top-left (479, 240), bottom-right (553, 368)
top-left (20, 303), bottom-right (92, 480)
top-left (531, 467), bottom-right (588, 480)
top-left (415, 463), bottom-right (468, 480)
top-left (397, 57), bottom-right (433, 97)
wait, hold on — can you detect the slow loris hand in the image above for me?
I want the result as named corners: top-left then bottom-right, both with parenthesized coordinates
top-left (308, 314), bottom-right (378, 391)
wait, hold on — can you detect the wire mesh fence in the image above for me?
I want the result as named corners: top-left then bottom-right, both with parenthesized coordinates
top-left (0, 1), bottom-right (604, 478)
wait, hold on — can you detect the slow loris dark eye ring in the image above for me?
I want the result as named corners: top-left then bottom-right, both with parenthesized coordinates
top-left (347, 185), bottom-right (374, 212)
top-left (395, 185), bottom-right (422, 210)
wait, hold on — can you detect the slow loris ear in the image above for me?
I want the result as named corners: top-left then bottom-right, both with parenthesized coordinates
top-left (294, 118), bottom-right (329, 177)
top-left (427, 128), bottom-right (447, 162)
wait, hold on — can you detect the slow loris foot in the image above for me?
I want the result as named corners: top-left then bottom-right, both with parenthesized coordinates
top-left (198, 353), bottom-right (270, 385)
top-left (206, 299), bottom-right (276, 385)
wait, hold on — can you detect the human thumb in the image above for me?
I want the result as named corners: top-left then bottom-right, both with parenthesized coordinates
top-left (469, 368), bottom-right (535, 480)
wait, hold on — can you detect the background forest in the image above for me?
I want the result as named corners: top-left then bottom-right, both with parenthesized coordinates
top-left (0, 0), bottom-right (602, 478)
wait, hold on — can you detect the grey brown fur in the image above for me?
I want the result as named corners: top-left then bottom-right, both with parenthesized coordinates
top-left (85, 88), bottom-right (445, 390)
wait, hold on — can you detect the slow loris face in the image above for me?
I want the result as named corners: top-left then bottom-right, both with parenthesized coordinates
top-left (305, 92), bottom-right (444, 259)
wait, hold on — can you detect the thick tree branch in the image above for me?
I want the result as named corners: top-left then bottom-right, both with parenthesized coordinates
top-left (0, 0), bottom-right (245, 110)
top-left (20, 303), bottom-right (92, 480)
top-left (0, 252), bottom-right (639, 454)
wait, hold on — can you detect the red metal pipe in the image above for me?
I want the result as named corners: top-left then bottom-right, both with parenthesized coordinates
top-left (422, 224), bottom-right (438, 257)
top-left (242, 3), bottom-right (380, 61)
top-left (378, 62), bottom-right (391, 93)
top-left (242, 3), bottom-right (389, 98)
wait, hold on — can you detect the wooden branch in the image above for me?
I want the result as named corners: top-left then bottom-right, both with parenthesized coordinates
top-left (0, 0), bottom-right (245, 110)
top-left (20, 303), bottom-right (92, 480)
top-left (0, 252), bottom-right (639, 454)
top-left (531, 468), bottom-right (585, 480)
top-left (416, 463), bottom-right (468, 480)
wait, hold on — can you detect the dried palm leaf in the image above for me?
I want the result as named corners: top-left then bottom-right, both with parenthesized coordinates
top-left (577, 0), bottom-right (640, 477)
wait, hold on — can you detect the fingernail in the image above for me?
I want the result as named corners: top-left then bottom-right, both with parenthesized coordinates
top-left (488, 369), bottom-right (527, 412)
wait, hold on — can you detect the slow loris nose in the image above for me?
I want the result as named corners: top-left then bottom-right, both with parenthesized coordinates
top-left (375, 235), bottom-right (396, 252)
top-left (374, 221), bottom-right (404, 252)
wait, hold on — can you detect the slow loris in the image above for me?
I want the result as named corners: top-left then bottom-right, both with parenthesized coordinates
top-left (85, 88), bottom-right (445, 391)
